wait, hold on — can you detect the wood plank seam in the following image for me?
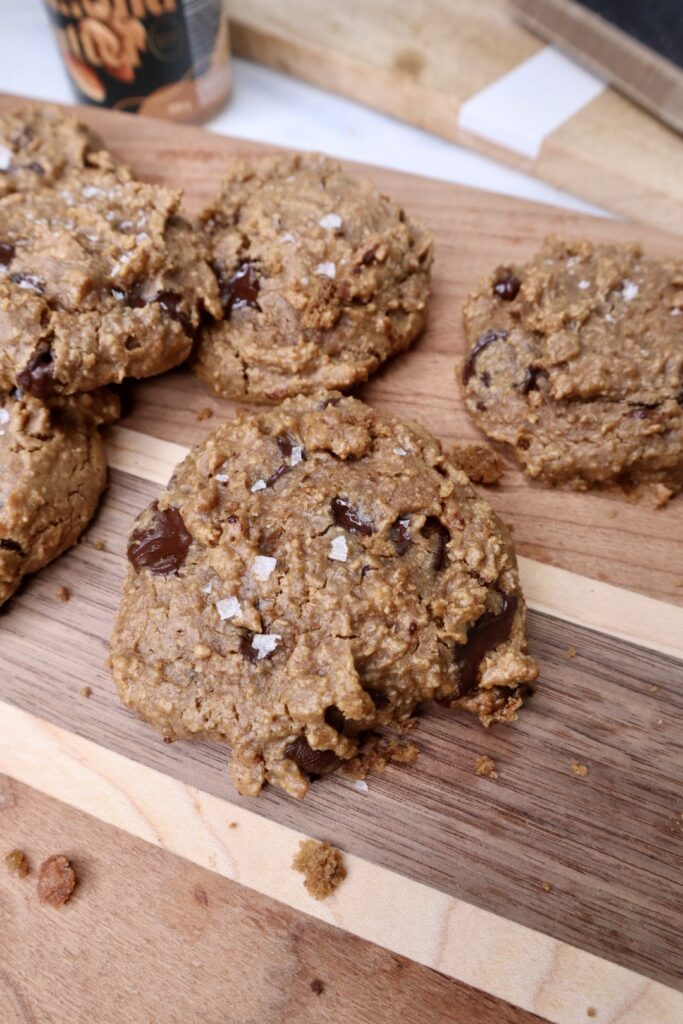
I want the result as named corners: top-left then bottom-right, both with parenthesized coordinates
top-left (1, 699), bottom-right (681, 1024)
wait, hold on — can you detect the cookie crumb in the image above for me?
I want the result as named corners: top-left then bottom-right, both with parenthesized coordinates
top-left (228, 821), bottom-right (238, 829)
top-left (56, 585), bottom-right (70, 602)
top-left (541, 881), bottom-right (552, 892)
top-left (566, 645), bottom-right (577, 658)
top-left (292, 840), bottom-right (346, 900)
top-left (648, 684), bottom-right (659, 693)
top-left (340, 735), bottom-right (418, 781)
top-left (196, 407), bottom-right (214, 422)
top-left (452, 442), bottom-right (505, 484)
top-left (4, 849), bottom-right (29, 878)
top-left (674, 578), bottom-right (683, 588)
top-left (587, 1010), bottom-right (597, 1019)
top-left (80, 686), bottom-right (92, 698)
top-left (93, 539), bottom-right (106, 551)
top-left (475, 754), bottom-right (498, 779)
top-left (310, 979), bottom-right (324, 996)
top-left (37, 854), bottom-right (76, 907)
top-left (570, 760), bottom-right (589, 778)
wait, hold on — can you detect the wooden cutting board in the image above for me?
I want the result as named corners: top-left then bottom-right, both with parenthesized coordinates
top-left (225, 0), bottom-right (683, 235)
top-left (1, 96), bottom-right (682, 1024)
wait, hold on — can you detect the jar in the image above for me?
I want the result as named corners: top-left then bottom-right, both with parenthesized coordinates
top-left (43, 0), bottom-right (231, 123)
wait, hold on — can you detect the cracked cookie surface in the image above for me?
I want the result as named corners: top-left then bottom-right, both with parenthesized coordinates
top-left (0, 105), bottom-right (131, 198)
top-left (461, 238), bottom-right (683, 504)
top-left (110, 394), bottom-right (537, 799)
top-left (0, 387), bottom-right (119, 605)
top-left (192, 153), bottom-right (432, 403)
top-left (0, 173), bottom-right (221, 398)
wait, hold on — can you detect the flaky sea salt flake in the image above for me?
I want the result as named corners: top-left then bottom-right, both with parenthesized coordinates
top-left (621, 280), bottom-right (639, 301)
top-left (252, 555), bottom-right (277, 581)
top-left (329, 536), bottom-right (348, 562)
top-left (290, 446), bottom-right (303, 466)
top-left (216, 596), bottom-right (241, 620)
top-left (252, 633), bottom-right (281, 659)
top-left (251, 479), bottom-right (267, 492)
top-left (319, 213), bottom-right (343, 229)
top-left (315, 261), bottom-right (336, 279)
top-left (578, 279), bottom-right (590, 290)
top-left (393, 446), bottom-right (407, 456)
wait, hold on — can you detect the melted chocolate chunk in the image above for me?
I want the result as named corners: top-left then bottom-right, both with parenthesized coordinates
top-left (16, 347), bottom-right (55, 401)
top-left (493, 269), bottom-right (521, 301)
top-left (127, 503), bottom-right (191, 575)
top-left (217, 261), bottom-right (260, 316)
top-left (284, 735), bottom-right (340, 776)
top-left (480, 371), bottom-right (491, 388)
top-left (264, 464), bottom-right (290, 488)
top-left (276, 433), bottom-right (297, 459)
top-left (453, 592), bottom-right (518, 698)
top-left (0, 242), bottom-right (15, 266)
top-left (519, 366), bottom-right (540, 395)
top-left (627, 403), bottom-right (659, 420)
top-left (0, 538), bottom-right (23, 553)
top-left (331, 496), bottom-right (375, 536)
top-left (390, 515), bottom-right (412, 555)
top-left (421, 517), bottom-right (450, 572)
top-left (462, 329), bottom-right (508, 384)
top-left (155, 290), bottom-right (193, 335)
top-left (9, 272), bottom-right (44, 294)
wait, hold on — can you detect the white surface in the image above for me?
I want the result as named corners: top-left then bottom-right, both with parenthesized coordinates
top-left (459, 45), bottom-right (605, 159)
top-left (0, 0), bottom-right (606, 216)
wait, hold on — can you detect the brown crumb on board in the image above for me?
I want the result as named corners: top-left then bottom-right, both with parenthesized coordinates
top-left (93, 539), bottom-right (106, 551)
top-left (310, 979), bottom-right (324, 996)
top-left (228, 821), bottom-right (238, 829)
top-left (541, 881), bottom-right (552, 893)
top-left (674, 578), bottom-right (683, 588)
top-left (292, 840), bottom-right (346, 901)
top-left (4, 849), bottom-right (29, 878)
top-left (565, 645), bottom-right (577, 658)
top-left (340, 734), bottom-right (418, 781)
top-left (452, 442), bottom-right (505, 484)
top-left (81, 686), bottom-right (92, 699)
top-left (571, 761), bottom-right (589, 778)
top-left (648, 684), bottom-right (659, 692)
top-left (37, 855), bottom-right (76, 907)
top-left (56, 585), bottom-right (70, 602)
top-left (587, 1010), bottom-right (597, 1019)
top-left (475, 755), bottom-right (498, 779)
top-left (196, 407), bottom-right (214, 421)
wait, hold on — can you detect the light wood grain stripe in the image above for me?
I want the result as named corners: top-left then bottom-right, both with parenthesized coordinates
top-left (0, 700), bottom-right (680, 1024)
top-left (106, 426), bottom-right (683, 660)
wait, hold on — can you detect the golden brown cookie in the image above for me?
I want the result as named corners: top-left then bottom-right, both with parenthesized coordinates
top-left (0, 176), bottom-right (221, 397)
top-left (0, 387), bottom-right (119, 605)
top-left (110, 394), bottom-right (537, 799)
top-left (461, 238), bottom-right (683, 504)
top-left (0, 105), bottom-right (130, 198)
top-left (192, 153), bottom-right (432, 403)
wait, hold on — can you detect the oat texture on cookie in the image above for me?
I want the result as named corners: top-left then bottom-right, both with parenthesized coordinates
top-left (461, 237), bottom-right (683, 504)
top-left (192, 153), bottom-right (433, 403)
top-left (0, 173), bottom-right (221, 397)
top-left (0, 387), bottom-right (119, 606)
top-left (110, 394), bottom-right (537, 799)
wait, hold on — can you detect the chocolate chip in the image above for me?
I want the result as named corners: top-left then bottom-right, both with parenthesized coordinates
top-left (264, 464), bottom-right (290, 488)
top-left (324, 705), bottom-right (346, 733)
top-left (16, 347), bottom-right (55, 401)
top-left (462, 330), bottom-right (508, 384)
top-left (453, 592), bottom-right (518, 698)
top-left (422, 516), bottom-right (450, 572)
top-left (0, 538), bottom-right (23, 553)
top-left (331, 496), bottom-right (375, 536)
top-left (480, 371), bottom-right (491, 388)
top-left (310, 979), bottom-right (324, 996)
top-left (239, 633), bottom-right (258, 663)
top-left (316, 396), bottom-right (341, 410)
top-left (408, 621), bottom-right (418, 635)
top-left (276, 433), bottom-right (297, 458)
top-left (365, 688), bottom-right (389, 710)
top-left (284, 735), bottom-right (340, 776)
top-left (519, 366), bottom-right (540, 394)
top-left (155, 290), bottom-right (194, 335)
top-left (361, 249), bottom-right (376, 266)
top-left (493, 269), bottom-right (521, 301)
top-left (216, 261), bottom-right (260, 316)
top-left (111, 285), bottom-right (146, 308)
top-left (127, 503), bottom-right (191, 575)
top-left (0, 242), bottom-right (15, 266)
top-left (9, 272), bottom-right (44, 294)
top-left (390, 515), bottom-right (412, 555)
top-left (627, 403), bottom-right (658, 420)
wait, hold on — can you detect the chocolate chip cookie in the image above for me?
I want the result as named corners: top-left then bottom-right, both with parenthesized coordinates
top-left (0, 105), bottom-right (130, 198)
top-left (192, 153), bottom-right (433, 403)
top-left (0, 175), bottom-right (221, 398)
top-left (110, 394), bottom-right (537, 799)
top-left (0, 387), bottom-right (119, 606)
top-left (461, 238), bottom-right (683, 504)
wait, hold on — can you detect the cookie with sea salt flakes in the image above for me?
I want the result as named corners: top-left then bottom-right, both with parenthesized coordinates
top-left (0, 105), bottom-right (131, 198)
top-left (0, 174), bottom-right (221, 398)
top-left (0, 386), bottom-right (119, 606)
top-left (461, 237), bottom-right (683, 504)
top-left (192, 152), bottom-right (433, 403)
top-left (110, 394), bottom-right (537, 800)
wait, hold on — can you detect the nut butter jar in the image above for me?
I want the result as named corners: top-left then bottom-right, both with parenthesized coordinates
top-left (43, 0), bottom-right (231, 123)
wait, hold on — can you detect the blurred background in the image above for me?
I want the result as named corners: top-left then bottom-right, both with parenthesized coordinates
top-left (2, 1), bottom-right (682, 229)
